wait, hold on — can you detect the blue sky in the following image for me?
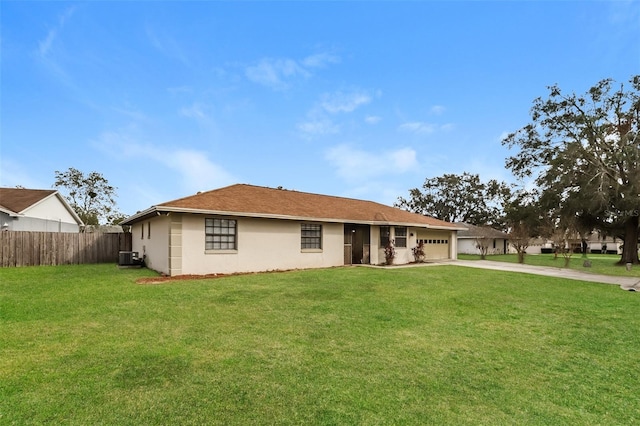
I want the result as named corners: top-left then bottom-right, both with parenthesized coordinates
top-left (2, 1), bottom-right (639, 217)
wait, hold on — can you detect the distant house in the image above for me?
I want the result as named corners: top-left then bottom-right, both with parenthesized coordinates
top-left (0, 187), bottom-right (84, 232)
top-left (456, 222), bottom-right (509, 255)
top-left (586, 233), bottom-right (622, 254)
top-left (120, 184), bottom-right (465, 276)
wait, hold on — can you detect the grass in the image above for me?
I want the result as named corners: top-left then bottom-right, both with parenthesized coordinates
top-left (1, 264), bottom-right (640, 425)
top-left (458, 253), bottom-right (640, 277)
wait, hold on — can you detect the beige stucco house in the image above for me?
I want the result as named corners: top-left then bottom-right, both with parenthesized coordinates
top-left (0, 187), bottom-right (84, 232)
top-left (120, 184), bottom-right (464, 276)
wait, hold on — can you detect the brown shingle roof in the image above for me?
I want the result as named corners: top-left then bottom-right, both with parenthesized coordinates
top-left (146, 184), bottom-right (459, 229)
top-left (455, 222), bottom-right (509, 239)
top-left (0, 188), bottom-right (57, 214)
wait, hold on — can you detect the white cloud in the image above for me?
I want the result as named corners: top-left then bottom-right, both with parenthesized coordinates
top-left (168, 150), bottom-right (236, 192)
top-left (92, 127), bottom-right (236, 193)
top-left (167, 85), bottom-right (193, 95)
top-left (37, 6), bottom-right (76, 58)
top-left (112, 104), bottom-right (148, 121)
top-left (297, 119), bottom-right (339, 136)
top-left (389, 148), bottom-right (419, 171)
top-left (399, 121), bottom-right (454, 135)
top-left (325, 145), bottom-right (418, 182)
top-left (398, 121), bottom-right (436, 135)
top-left (245, 58), bottom-right (309, 90)
top-left (430, 105), bottom-right (446, 115)
top-left (245, 51), bottom-right (340, 90)
top-left (365, 115), bottom-right (382, 124)
top-left (298, 89), bottom-right (375, 138)
top-left (38, 29), bottom-right (57, 58)
top-left (320, 90), bottom-right (372, 114)
top-left (0, 158), bottom-right (46, 189)
top-left (146, 25), bottom-right (190, 66)
top-left (301, 52), bottom-right (340, 68)
top-left (180, 102), bottom-right (208, 120)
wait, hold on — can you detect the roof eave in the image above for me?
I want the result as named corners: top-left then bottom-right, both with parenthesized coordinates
top-left (0, 206), bottom-right (20, 217)
top-left (122, 206), bottom-right (461, 230)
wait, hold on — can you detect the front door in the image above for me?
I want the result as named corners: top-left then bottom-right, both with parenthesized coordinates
top-left (344, 224), bottom-right (370, 264)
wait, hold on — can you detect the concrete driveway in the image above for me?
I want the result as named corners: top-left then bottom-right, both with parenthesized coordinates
top-left (453, 259), bottom-right (640, 291)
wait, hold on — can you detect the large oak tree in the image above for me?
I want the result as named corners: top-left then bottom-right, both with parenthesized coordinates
top-left (396, 172), bottom-right (512, 228)
top-left (54, 168), bottom-right (122, 226)
top-left (503, 76), bottom-right (640, 265)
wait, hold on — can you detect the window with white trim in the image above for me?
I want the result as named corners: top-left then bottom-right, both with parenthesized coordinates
top-left (205, 218), bottom-right (237, 250)
top-left (301, 223), bottom-right (322, 249)
top-left (395, 227), bottom-right (407, 247)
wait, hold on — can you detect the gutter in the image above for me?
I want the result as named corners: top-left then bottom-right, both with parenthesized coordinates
top-left (120, 206), bottom-right (464, 230)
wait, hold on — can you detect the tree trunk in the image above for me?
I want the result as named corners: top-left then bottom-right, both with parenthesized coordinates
top-left (618, 215), bottom-right (640, 265)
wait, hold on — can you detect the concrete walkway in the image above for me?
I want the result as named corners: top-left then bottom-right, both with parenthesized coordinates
top-left (452, 259), bottom-right (640, 291)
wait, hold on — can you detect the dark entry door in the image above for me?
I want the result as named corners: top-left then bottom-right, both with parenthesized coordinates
top-left (344, 224), bottom-right (370, 264)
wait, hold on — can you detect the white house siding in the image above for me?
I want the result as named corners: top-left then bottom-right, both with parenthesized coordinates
top-left (1, 213), bottom-right (80, 232)
top-left (27, 196), bottom-right (76, 222)
top-left (175, 215), bottom-right (344, 276)
top-left (131, 215), bottom-right (170, 274)
top-left (458, 238), bottom-right (508, 255)
top-left (1, 196), bottom-right (81, 232)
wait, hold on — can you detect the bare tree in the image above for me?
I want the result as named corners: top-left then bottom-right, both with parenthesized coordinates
top-left (474, 226), bottom-right (495, 260)
top-left (508, 222), bottom-right (531, 264)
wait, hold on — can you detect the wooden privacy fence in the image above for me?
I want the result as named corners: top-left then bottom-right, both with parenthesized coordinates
top-left (0, 231), bottom-right (132, 267)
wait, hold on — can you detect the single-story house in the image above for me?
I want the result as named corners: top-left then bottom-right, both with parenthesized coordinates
top-left (120, 184), bottom-right (465, 276)
top-left (0, 187), bottom-right (84, 232)
top-left (585, 233), bottom-right (622, 254)
top-left (456, 222), bottom-right (509, 255)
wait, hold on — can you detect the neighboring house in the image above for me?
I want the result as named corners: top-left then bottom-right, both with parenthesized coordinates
top-left (522, 237), bottom-right (551, 255)
top-left (456, 223), bottom-right (509, 255)
top-left (0, 187), bottom-right (83, 232)
top-left (120, 184), bottom-right (465, 276)
top-left (586, 233), bottom-right (622, 254)
top-left (511, 234), bottom-right (622, 255)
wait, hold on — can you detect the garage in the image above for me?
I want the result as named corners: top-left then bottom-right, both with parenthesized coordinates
top-left (417, 230), bottom-right (451, 260)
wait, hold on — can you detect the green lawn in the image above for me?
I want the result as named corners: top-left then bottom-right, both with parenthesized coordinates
top-left (2, 264), bottom-right (639, 425)
top-left (458, 253), bottom-right (640, 277)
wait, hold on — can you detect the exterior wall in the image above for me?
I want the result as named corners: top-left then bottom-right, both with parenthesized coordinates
top-left (131, 215), bottom-right (170, 274)
top-left (176, 215), bottom-right (344, 275)
top-left (374, 226), bottom-right (456, 264)
top-left (370, 226), bottom-right (381, 265)
top-left (458, 238), bottom-right (508, 255)
top-left (0, 196), bottom-right (80, 232)
top-left (0, 212), bottom-right (79, 232)
top-left (26, 196), bottom-right (77, 223)
top-left (449, 230), bottom-right (458, 260)
top-left (523, 244), bottom-right (539, 254)
top-left (137, 213), bottom-right (459, 275)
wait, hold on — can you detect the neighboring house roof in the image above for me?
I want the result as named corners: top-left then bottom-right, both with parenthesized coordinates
top-left (122, 184), bottom-right (465, 230)
top-left (0, 188), bottom-right (56, 215)
top-left (455, 222), bottom-right (509, 239)
top-left (0, 187), bottom-right (84, 225)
